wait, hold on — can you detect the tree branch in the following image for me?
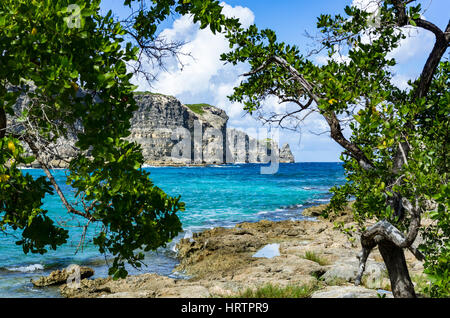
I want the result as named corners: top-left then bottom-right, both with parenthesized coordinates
top-left (355, 197), bottom-right (423, 284)
top-left (244, 55), bottom-right (375, 170)
top-left (391, 0), bottom-right (449, 99)
top-left (23, 134), bottom-right (92, 220)
top-left (355, 236), bottom-right (377, 286)
top-left (414, 20), bottom-right (450, 99)
top-left (0, 106), bottom-right (5, 139)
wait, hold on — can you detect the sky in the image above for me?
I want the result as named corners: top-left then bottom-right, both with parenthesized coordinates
top-left (101, 0), bottom-right (449, 162)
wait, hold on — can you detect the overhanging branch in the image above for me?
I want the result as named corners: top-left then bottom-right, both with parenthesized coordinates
top-left (268, 56), bottom-right (375, 170)
top-left (0, 107), bottom-right (6, 139)
top-left (23, 134), bottom-right (93, 220)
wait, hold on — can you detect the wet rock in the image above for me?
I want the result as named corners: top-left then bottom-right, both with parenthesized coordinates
top-left (252, 243), bottom-right (280, 258)
top-left (302, 202), bottom-right (355, 223)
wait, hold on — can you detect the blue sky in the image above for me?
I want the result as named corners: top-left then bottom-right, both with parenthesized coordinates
top-left (101, 0), bottom-right (449, 162)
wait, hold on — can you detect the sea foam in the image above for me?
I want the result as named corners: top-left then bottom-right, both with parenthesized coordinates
top-left (6, 264), bottom-right (44, 272)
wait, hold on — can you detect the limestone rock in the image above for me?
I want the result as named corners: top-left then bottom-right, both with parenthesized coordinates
top-left (279, 144), bottom-right (295, 163)
top-left (159, 285), bottom-right (211, 298)
top-left (311, 286), bottom-right (392, 298)
top-left (100, 291), bottom-right (154, 298)
top-left (322, 258), bottom-right (388, 288)
top-left (302, 202), bottom-right (355, 223)
top-left (57, 203), bottom-right (432, 299)
top-left (226, 129), bottom-right (296, 164)
top-left (31, 265), bottom-right (94, 287)
top-left (130, 95), bottom-right (229, 165)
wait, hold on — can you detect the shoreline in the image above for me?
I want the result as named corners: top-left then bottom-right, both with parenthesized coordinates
top-left (19, 161), bottom-right (301, 169)
top-left (7, 201), bottom-right (428, 298)
top-left (55, 203), bottom-right (426, 298)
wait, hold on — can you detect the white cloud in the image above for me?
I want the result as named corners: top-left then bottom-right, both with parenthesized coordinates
top-left (352, 0), bottom-right (380, 13)
top-left (132, 2), bottom-right (254, 97)
top-left (315, 46), bottom-right (352, 65)
top-left (391, 74), bottom-right (411, 90)
top-left (314, 0), bottom-right (434, 94)
top-left (130, 2), bottom-right (345, 161)
top-left (387, 26), bottom-right (434, 63)
top-left (132, 2), bottom-right (291, 131)
top-left (220, 2), bottom-right (255, 28)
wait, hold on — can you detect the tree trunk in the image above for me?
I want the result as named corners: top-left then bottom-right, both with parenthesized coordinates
top-left (378, 239), bottom-right (416, 298)
top-left (0, 106), bottom-right (6, 138)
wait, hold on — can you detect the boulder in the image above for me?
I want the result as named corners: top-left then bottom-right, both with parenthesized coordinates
top-left (302, 202), bottom-right (355, 223)
top-left (322, 258), bottom-right (389, 289)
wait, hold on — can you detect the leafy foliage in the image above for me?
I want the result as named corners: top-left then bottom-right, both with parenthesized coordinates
top-left (0, 0), bottom-right (234, 279)
top-left (221, 1), bottom-right (449, 296)
top-left (418, 62), bottom-right (450, 296)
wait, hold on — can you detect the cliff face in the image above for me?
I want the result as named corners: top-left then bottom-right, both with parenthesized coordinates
top-left (130, 93), bottom-right (295, 165)
top-left (226, 128), bottom-right (295, 164)
top-left (14, 92), bottom-right (295, 166)
top-left (279, 144), bottom-right (295, 163)
top-left (129, 94), bottom-right (229, 165)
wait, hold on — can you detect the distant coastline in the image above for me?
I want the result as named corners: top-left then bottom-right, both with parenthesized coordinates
top-left (11, 93), bottom-right (295, 169)
top-left (19, 161), bottom-right (301, 170)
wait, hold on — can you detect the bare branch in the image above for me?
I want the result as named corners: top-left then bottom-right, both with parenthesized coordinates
top-left (398, 141), bottom-right (409, 166)
top-left (0, 107), bottom-right (5, 139)
top-left (355, 238), bottom-right (377, 286)
top-left (242, 55), bottom-right (375, 170)
top-left (23, 134), bottom-right (93, 220)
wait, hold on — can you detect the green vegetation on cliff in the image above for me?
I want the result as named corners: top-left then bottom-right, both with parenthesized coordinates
top-left (133, 91), bottom-right (175, 98)
top-left (185, 103), bottom-right (214, 115)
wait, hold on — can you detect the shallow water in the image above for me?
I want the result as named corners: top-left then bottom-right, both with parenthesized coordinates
top-left (252, 244), bottom-right (281, 259)
top-left (0, 162), bottom-right (345, 297)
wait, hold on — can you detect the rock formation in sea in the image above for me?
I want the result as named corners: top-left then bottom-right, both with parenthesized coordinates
top-left (11, 92), bottom-right (295, 167)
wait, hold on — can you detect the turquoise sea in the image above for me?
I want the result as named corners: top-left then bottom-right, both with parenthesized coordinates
top-left (0, 162), bottom-right (345, 297)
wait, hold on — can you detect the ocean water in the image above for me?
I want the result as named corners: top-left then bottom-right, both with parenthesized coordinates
top-left (0, 162), bottom-right (345, 297)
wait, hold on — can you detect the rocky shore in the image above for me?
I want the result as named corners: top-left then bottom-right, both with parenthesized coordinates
top-left (48, 203), bottom-right (427, 298)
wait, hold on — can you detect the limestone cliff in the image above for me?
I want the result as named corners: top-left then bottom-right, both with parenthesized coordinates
top-left (129, 93), bottom-right (229, 165)
top-left (279, 144), bottom-right (295, 163)
top-left (14, 92), bottom-right (295, 166)
top-left (130, 93), bottom-right (295, 165)
top-left (226, 128), bottom-right (295, 164)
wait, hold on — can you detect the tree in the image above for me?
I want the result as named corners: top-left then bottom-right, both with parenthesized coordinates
top-left (0, 0), bottom-right (238, 279)
top-left (221, 0), bottom-right (449, 297)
